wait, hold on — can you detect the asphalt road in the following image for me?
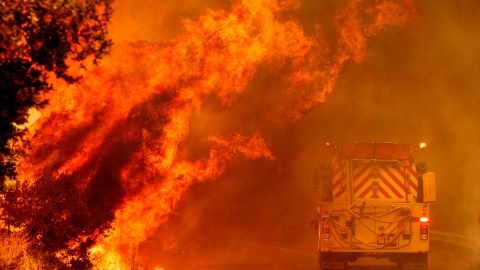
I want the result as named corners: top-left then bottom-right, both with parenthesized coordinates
top-left (163, 233), bottom-right (480, 270)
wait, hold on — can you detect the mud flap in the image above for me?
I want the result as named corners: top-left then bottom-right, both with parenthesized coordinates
top-left (396, 254), bottom-right (428, 270)
top-left (319, 253), bottom-right (347, 270)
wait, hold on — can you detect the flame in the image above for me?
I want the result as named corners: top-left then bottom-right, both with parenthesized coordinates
top-left (12, 108), bottom-right (42, 130)
top-left (13, 0), bottom-right (418, 268)
top-left (90, 133), bottom-right (274, 268)
top-left (281, 0), bottom-right (419, 121)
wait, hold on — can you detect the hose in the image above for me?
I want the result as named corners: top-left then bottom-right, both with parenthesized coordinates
top-left (326, 203), bottom-right (413, 250)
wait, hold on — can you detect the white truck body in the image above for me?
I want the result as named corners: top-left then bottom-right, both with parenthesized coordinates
top-left (317, 143), bottom-right (435, 270)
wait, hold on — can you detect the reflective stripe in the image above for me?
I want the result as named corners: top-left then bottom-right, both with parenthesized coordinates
top-left (332, 157), bottom-right (347, 200)
top-left (331, 158), bottom-right (418, 200)
top-left (353, 161), bottom-right (418, 200)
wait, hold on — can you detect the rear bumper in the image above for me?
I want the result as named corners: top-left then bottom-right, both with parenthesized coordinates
top-left (319, 252), bottom-right (429, 268)
top-left (319, 250), bottom-right (430, 263)
top-left (319, 249), bottom-right (430, 254)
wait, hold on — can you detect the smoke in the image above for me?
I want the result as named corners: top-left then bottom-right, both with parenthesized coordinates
top-left (312, 0), bottom-right (480, 236)
top-left (293, 0), bottom-right (480, 268)
top-left (109, 0), bottom-right (230, 42)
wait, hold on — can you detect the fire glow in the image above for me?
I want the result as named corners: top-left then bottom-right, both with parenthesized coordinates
top-left (14, 0), bottom-right (418, 268)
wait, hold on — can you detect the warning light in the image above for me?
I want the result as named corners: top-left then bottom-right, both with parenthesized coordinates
top-left (419, 216), bottom-right (429, 223)
top-left (325, 141), bottom-right (332, 148)
top-left (419, 142), bottom-right (427, 149)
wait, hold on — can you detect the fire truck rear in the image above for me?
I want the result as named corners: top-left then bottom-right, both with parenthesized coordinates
top-left (317, 142), bottom-right (436, 270)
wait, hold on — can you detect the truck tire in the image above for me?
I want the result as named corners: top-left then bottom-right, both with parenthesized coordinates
top-left (319, 253), bottom-right (347, 270)
top-left (396, 254), bottom-right (428, 270)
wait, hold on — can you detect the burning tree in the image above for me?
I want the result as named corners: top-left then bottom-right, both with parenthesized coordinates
top-left (0, 0), bottom-right (113, 187)
top-left (0, 0), bottom-right (112, 268)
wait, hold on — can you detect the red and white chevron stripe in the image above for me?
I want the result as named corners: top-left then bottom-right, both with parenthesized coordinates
top-left (331, 158), bottom-right (418, 201)
top-left (352, 161), bottom-right (418, 201)
top-left (331, 157), bottom-right (348, 201)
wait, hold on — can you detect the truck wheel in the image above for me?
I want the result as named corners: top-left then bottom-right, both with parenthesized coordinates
top-left (396, 254), bottom-right (428, 270)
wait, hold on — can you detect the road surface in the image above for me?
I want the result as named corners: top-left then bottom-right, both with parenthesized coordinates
top-left (155, 231), bottom-right (479, 270)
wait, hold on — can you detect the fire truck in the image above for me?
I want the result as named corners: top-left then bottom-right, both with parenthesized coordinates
top-left (317, 142), bottom-right (436, 270)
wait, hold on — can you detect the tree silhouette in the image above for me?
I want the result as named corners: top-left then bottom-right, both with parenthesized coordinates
top-left (0, 0), bottom-right (113, 186)
top-left (3, 175), bottom-right (112, 268)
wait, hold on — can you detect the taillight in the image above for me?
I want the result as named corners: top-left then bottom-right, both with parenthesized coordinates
top-left (419, 216), bottom-right (429, 240)
top-left (322, 223), bottom-right (330, 240)
top-left (419, 216), bottom-right (429, 223)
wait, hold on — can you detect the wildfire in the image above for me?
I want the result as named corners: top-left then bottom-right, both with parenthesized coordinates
top-left (13, 0), bottom-right (418, 268)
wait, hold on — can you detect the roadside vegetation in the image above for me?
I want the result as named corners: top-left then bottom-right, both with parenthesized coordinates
top-left (0, 231), bottom-right (46, 269)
